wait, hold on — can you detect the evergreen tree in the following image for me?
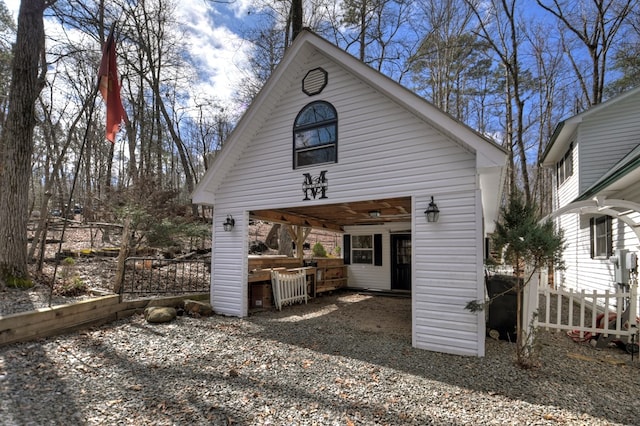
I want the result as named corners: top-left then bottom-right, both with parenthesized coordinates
top-left (469, 191), bottom-right (565, 366)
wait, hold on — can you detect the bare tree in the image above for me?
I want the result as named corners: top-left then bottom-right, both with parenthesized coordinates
top-left (524, 21), bottom-right (573, 213)
top-left (0, 1), bottom-right (16, 129)
top-left (607, 6), bottom-right (640, 95)
top-left (185, 98), bottom-right (234, 176)
top-left (409, 0), bottom-right (492, 122)
top-left (341, 0), bottom-right (415, 77)
top-left (0, 0), bottom-right (51, 284)
top-left (236, 16), bottom-right (287, 105)
top-left (536, 0), bottom-right (637, 107)
top-left (120, 0), bottom-right (199, 212)
top-left (466, 0), bottom-right (532, 204)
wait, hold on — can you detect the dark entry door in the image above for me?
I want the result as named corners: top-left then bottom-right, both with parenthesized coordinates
top-left (391, 234), bottom-right (411, 291)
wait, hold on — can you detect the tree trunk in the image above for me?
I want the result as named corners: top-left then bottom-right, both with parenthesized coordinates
top-left (278, 226), bottom-right (294, 257)
top-left (113, 216), bottom-right (132, 294)
top-left (28, 87), bottom-right (99, 262)
top-left (0, 0), bottom-right (47, 283)
top-left (291, 0), bottom-right (303, 42)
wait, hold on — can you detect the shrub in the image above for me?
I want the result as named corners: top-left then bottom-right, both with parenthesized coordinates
top-left (312, 242), bottom-right (327, 257)
top-left (57, 257), bottom-right (87, 296)
top-left (6, 275), bottom-right (34, 289)
top-left (57, 276), bottom-right (87, 297)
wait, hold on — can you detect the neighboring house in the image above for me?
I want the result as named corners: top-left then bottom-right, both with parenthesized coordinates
top-left (540, 87), bottom-right (640, 294)
top-left (192, 30), bottom-right (507, 357)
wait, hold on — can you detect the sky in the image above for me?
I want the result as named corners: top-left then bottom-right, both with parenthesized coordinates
top-left (168, 0), bottom-right (258, 105)
top-left (3, 0), bottom-right (258, 108)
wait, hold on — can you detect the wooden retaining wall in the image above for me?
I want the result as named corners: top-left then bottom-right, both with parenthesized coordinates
top-left (0, 293), bottom-right (209, 347)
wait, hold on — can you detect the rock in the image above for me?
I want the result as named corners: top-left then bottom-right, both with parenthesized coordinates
top-left (144, 306), bottom-right (177, 323)
top-left (183, 299), bottom-right (213, 316)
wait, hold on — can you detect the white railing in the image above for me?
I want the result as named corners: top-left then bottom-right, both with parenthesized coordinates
top-left (271, 269), bottom-right (308, 311)
top-left (529, 272), bottom-right (639, 347)
top-left (537, 287), bottom-right (634, 338)
top-left (486, 264), bottom-right (515, 276)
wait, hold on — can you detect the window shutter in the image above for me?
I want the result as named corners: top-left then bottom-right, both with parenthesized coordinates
top-left (374, 234), bottom-right (382, 266)
top-left (589, 217), bottom-right (595, 259)
top-left (606, 216), bottom-right (613, 258)
top-left (484, 237), bottom-right (490, 261)
top-left (343, 234), bottom-right (351, 264)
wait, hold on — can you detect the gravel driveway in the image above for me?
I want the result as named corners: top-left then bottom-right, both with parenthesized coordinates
top-left (1, 291), bottom-right (638, 425)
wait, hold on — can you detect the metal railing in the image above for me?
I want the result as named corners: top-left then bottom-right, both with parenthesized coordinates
top-left (121, 257), bottom-right (210, 300)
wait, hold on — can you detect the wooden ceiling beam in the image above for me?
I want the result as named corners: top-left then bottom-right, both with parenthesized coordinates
top-left (250, 210), bottom-right (344, 232)
top-left (249, 197), bottom-right (411, 230)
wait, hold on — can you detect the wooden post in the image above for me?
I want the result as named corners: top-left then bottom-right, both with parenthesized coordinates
top-left (521, 263), bottom-right (539, 355)
top-left (295, 226), bottom-right (304, 262)
top-left (629, 268), bottom-right (638, 346)
top-left (113, 216), bottom-right (132, 295)
top-left (36, 219), bottom-right (48, 271)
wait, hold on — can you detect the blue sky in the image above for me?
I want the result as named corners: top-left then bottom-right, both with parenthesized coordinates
top-left (4, 0), bottom-right (261, 107)
top-left (173, 0), bottom-right (259, 104)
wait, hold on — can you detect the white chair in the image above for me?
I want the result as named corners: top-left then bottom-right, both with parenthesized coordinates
top-left (270, 269), bottom-right (308, 310)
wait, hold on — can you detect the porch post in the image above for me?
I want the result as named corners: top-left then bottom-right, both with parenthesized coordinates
top-left (628, 268), bottom-right (638, 345)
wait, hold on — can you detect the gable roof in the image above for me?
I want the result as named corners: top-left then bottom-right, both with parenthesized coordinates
top-left (540, 86), bottom-right (640, 167)
top-left (192, 30), bottom-right (506, 211)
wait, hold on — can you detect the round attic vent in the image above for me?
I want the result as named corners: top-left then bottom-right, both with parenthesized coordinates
top-left (302, 67), bottom-right (328, 96)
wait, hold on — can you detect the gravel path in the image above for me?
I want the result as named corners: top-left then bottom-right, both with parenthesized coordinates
top-left (1, 292), bottom-right (639, 425)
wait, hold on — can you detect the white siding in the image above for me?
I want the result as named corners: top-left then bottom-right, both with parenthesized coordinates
top-left (553, 135), bottom-right (580, 290)
top-left (578, 94), bottom-right (640, 192)
top-left (555, 180), bottom-right (640, 295)
top-left (556, 137), bottom-right (580, 209)
top-left (208, 48), bottom-right (486, 356)
top-left (212, 54), bottom-right (476, 213)
top-left (621, 212), bottom-right (640, 248)
top-left (566, 215), bottom-right (638, 294)
top-left (343, 222), bottom-right (411, 290)
top-left (552, 93), bottom-right (640, 295)
top-left (413, 191), bottom-right (484, 357)
top-left (210, 211), bottom-right (249, 316)
top-left (555, 213), bottom-right (578, 289)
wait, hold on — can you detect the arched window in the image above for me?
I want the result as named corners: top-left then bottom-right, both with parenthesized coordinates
top-left (293, 101), bottom-right (337, 168)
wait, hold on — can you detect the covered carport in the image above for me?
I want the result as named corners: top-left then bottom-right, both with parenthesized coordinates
top-left (192, 30), bottom-right (507, 356)
top-left (246, 196), bottom-right (413, 304)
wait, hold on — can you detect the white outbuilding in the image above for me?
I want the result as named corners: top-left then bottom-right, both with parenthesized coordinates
top-left (192, 30), bottom-right (507, 357)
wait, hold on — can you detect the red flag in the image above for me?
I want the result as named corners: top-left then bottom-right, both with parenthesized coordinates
top-left (98, 32), bottom-right (126, 143)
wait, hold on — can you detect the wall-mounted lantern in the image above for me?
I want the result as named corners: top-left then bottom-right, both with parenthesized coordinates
top-left (223, 215), bottom-right (235, 232)
top-left (424, 196), bottom-right (440, 223)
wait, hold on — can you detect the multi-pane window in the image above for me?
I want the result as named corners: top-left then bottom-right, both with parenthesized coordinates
top-left (557, 142), bottom-right (574, 186)
top-left (293, 101), bottom-right (337, 168)
top-left (352, 235), bottom-right (373, 264)
top-left (590, 216), bottom-right (612, 259)
top-left (343, 233), bottom-right (382, 266)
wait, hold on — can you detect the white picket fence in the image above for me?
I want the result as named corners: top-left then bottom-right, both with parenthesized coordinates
top-left (270, 269), bottom-right (308, 311)
top-left (537, 287), bottom-right (635, 339)
top-left (526, 270), bottom-right (639, 347)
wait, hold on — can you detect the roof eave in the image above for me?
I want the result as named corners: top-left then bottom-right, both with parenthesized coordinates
top-left (575, 154), bottom-right (640, 202)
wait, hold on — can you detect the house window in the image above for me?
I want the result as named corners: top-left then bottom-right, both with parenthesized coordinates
top-left (556, 142), bottom-right (573, 186)
top-left (344, 234), bottom-right (382, 266)
top-left (293, 101), bottom-right (337, 168)
top-left (351, 235), bottom-right (373, 264)
top-left (590, 216), bottom-right (612, 259)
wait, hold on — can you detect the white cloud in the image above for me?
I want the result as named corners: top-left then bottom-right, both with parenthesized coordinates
top-left (176, 2), bottom-right (250, 107)
top-left (3, 0), bottom-right (250, 110)
top-left (228, 0), bottom-right (258, 18)
top-left (3, 0), bottom-right (18, 16)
